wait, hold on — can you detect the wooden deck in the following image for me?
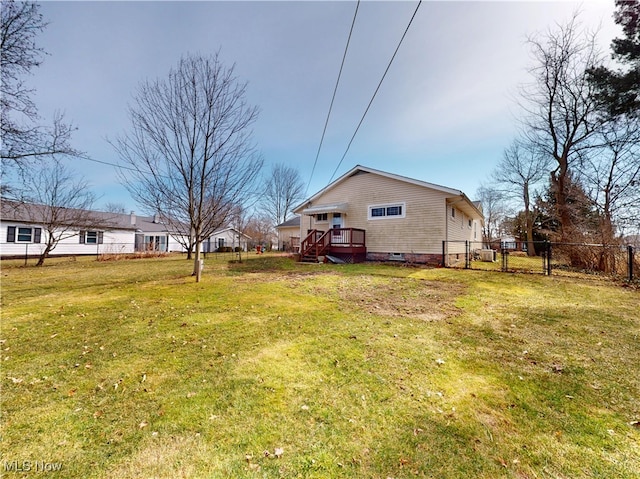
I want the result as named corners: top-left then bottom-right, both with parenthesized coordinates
top-left (300, 228), bottom-right (366, 263)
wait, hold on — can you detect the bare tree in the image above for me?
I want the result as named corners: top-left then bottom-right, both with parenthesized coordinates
top-left (113, 54), bottom-right (263, 281)
top-left (228, 204), bottom-right (251, 263)
top-left (104, 202), bottom-right (127, 214)
top-left (1, 1), bottom-right (78, 167)
top-left (475, 184), bottom-right (506, 245)
top-left (262, 163), bottom-right (304, 228)
top-left (493, 139), bottom-right (550, 255)
top-left (14, 159), bottom-right (100, 266)
top-left (582, 115), bottom-right (640, 244)
top-left (245, 213), bottom-right (274, 250)
top-left (520, 13), bottom-right (604, 242)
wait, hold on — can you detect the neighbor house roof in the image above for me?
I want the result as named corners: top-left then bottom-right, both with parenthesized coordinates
top-left (276, 216), bottom-right (301, 229)
top-left (1, 199), bottom-right (181, 234)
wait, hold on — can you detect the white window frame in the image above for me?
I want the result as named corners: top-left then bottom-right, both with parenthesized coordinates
top-left (17, 227), bottom-right (34, 242)
top-left (7, 226), bottom-right (42, 243)
top-left (368, 202), bottom-right (406, 220)
top-left (86, 231), bottom-right (99, 244)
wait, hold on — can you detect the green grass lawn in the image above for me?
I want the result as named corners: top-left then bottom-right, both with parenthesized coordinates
top-left (1, 254), bottom-right (639, 478)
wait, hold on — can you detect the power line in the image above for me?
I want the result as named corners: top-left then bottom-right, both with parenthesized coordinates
top-left (76, 154), bottom-right (267, 199)
top-left (327, 0), bottom-right (422, 184)
top-left (76, 154), bottom-right (138, 173)
top-left (305, 0), bottom-right (360, 197)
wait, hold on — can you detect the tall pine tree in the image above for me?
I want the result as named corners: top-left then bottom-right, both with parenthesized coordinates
top-left (588, 0), bottom-right (640, 117)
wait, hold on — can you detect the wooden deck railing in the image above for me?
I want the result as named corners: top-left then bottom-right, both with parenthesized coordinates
top-left (301, 228), bottom-right (366, 260)
top-left (300, 229), bottom-right (325, 258)
top-left (329, 228), bottom-right (366, 247)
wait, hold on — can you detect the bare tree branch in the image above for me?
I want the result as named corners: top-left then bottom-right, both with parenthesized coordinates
top-left (1, 1), bottom-right (80, 167)
top-left (493, 139), bottom-right (551, 255)
top-left (519, 12), bottom-right (605, 242)
top-left (262, 163), bottom-right (305, 228)
top-left (5, 158), bottom-right (103, 266)
top-left (112, 53), bottom-right (263, 281)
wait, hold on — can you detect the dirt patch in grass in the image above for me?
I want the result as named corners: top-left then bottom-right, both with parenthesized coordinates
top-left (255, 266), bottom-right (468, 322)
top-left (336, 276), bottom-right (464, 321)
top-left (287, 274), bottom-right (464, 321)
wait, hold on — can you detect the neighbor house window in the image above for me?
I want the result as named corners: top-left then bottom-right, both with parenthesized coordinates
top-left (468, 219), bottom-right (472, 228)
top-left (6, 226), bottom-right (41, 243)
top-left (451, 207), bottom-right (456, 218)
top-left (368, 203), bottom-right (405, 220)
top-left (316, 213), bottom-right (328, 222)
top-left (144, 235), bottom-right (167, 251)
top-left (86, 231), bottom-right (98, 244)
top-left (79, 231), bottom-right (104, 244)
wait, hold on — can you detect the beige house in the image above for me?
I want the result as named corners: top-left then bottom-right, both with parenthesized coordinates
top-left (276, 216), bottom-right (301, 252)
top-left (292, 165), bottom-right (484, 264)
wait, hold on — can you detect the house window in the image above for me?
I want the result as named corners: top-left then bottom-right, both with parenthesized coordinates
top-left (79, 231), bottom-right (104, 244)
top-left (316, 213), bottom-right (328, 222)
top-left (86, 231), bottom-right (98, 244)
top-left (368, 203), bottom-right (405, 220)
top-left (6, 226), bottom-right (41, 243)
top-left (468, 219), bottom-right (472, 228)
top-left (143, 235), bottom-right (167, 251)
top-left (18, 227), bottom-right (33, 242)
top-left (451, 208), bottom-right (456, 218)
top-left (218, 238), bottom-right (225, 249)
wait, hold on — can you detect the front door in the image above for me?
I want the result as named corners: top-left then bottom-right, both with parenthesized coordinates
top-left (331, 213), bottom-right (343, 230)
top-left (331, 213), bottom-right (344, 243)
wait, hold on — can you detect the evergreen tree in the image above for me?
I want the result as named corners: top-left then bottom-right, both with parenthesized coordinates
top-left (588, 0), bottom-right (640, 117)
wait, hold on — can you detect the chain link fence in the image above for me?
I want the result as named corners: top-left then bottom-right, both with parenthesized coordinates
top-left (0, 242), bottom-right (257, 266)
top-left (443, 240), bottom-right (637, 282)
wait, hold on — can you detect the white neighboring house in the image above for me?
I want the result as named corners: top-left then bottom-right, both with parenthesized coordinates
top-left (202, 227), bottom-right (251, 252)
top-left (0, 200), bottom-right (188, 258)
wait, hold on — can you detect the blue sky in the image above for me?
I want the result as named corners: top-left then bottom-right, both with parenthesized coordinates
top-left (30, 1), bottom-right (619, 214)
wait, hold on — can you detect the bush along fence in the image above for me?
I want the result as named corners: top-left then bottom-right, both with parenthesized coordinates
top-left (443, 240), bottom-right (638, 282)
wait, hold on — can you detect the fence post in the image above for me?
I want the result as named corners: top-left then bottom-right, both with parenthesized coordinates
top-left (24, 243), bottom-right (28, 266)
top-left (442, 241), bottom-right (446, 267)
top-left (465, 241), bottom-right (469, 269)
top-left (546, 241), bottom-right (552, 276)
top-left (629, 245), bottom-right (634, 282)
top-left (501, 246), bottom-right (508, 272)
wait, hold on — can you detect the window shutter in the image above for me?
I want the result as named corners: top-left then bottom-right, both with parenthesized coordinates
top-left (79, 231), bottom-right (85, 244)
top-left (7, 226), bottom-right (16, 242)
top-left (98, 232), bottom-right (104, 244)
top-left (33, 228), bottom-right (42, 243)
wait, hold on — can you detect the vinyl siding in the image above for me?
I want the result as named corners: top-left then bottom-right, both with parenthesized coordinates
top-left (301, 171), bottom-right (451, 254)
top-left (0, 222), bottom-right (136, 256)
top-left (278, 226), bottom-right (299, 245)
